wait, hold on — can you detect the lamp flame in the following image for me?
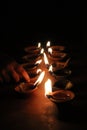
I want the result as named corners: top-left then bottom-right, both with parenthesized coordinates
top-left (45, 79), bottom-right (52, 96)
top-left (40, 48), bottom-right (44, 54)
top-left (35, 59), bottom-right (42, 65)
top-left (38, 42), bottom-right (41, 48)
top-left (36, 69), bottom-right (42, 74)
top-left (48, 65), bottom-right (53, 72)
top-left (48, 47), bottom-right (52, 54)
top-left (46, 41), bottom-right (51, 47)
top-left (34, 71), bottom-right (45, 86)
top-left (43, 52), bottom-right (49, 65)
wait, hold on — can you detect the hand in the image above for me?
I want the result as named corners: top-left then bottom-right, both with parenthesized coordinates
top-left (0, 60), bottom-right (30, 84)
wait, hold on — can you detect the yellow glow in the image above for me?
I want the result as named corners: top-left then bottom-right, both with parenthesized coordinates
top-left (48, 47), bottom-right (52, 54)
top-left (38, 43), bottom-right (41, 48)
top-left (45, 79), bottom-right (52, 96)
top-left (43, 52), bottom-right (49, 65)
top-left (36, 69), bottom-right (42, 74)
top-left (48, 65), bottom-right (53, 72)
top-left (35, 59), bottom-right (42, 64)
top-left (46, 41), bottom-right (51, 47)
top-left (40, 48), bottom-right (44, 54)
top-left (34, 71), bottom-right (45, 86)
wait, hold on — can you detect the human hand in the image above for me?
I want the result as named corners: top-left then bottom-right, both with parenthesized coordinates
top-left (0, 60), bottom-right (30, 84)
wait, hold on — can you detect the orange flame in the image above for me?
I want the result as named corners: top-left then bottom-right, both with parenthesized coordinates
top-left (45, 79), bottom-right (52, 96)
top-left (43, 52), bottom-right (49, 65)
top-left (34, 71), bottom-right (45, 86)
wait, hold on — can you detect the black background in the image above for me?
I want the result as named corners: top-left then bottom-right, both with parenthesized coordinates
top-left (0, 1), bottom-right (86, 54)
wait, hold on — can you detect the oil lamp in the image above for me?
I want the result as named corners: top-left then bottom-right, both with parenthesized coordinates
top-left (45, 79), bottom-right (75, 103)
top-left (24, 42), bottom-right (41, 54)
top-left (14, 71), bottom-right (45, 94)
top-left (49, 45), bottom-right (65, 52)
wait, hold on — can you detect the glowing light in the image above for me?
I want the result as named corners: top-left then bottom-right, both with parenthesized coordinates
top-left (40, 48), bottom-right (44, 54)
top-left (48, 47), bottom-right (52, 54)
top-left (36, 69), bottom-right (42, 74)
top-left (38, 43), bottom-right (41, 48)
top-left (48, 65), bottom-right (53, 72)
top-left (34, 71), bottom-right (45, 86)
top-left (46, 41), bottom-right (51, 47)
top-left (43, 52), bottom-right (49, 65)
top-left (45, 79), bottom-right (52, 96)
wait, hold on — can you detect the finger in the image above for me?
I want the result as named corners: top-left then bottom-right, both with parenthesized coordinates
top-left (1, 70), bottom-right (10, 82)
top-left (7, 63), bottom-right (20, 82)
top-left (10, 69), bottom-right (20, 82)
top-left (16, 65), bottom-right (30, 82)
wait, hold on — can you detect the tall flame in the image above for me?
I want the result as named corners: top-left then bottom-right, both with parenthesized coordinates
top-left (34, 71), bottom-right (45, 86)
top-left (46, 41), bottom-right (51, 47)
top-left (43, 52), bottom-right (49, 65)
top-left (45, 79), bottom-right (52, 96)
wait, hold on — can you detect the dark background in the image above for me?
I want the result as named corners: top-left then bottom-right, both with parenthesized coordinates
top-left (0, 1), bottom-right (86, 53)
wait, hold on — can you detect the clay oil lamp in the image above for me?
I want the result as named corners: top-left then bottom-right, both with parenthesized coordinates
top-left (45, 79), bottom-right (75, 103)
top-left (24, 42), bottom-right (41, 54)
top-left (14, 71), bottom-right (45, 94)
top-left (47, 47), bottom-right (67, 61)
top-left (48, 63), bottom-right (72, 80)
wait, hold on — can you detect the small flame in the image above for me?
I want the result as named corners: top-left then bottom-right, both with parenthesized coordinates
top-left (38, 42), bottom-right (41, 48)
top-left (48, 65), bottom-right (53, 72)
top-left (48, 47), bottom-right (52, 54)
top-left (34, 71), bottom-right (45, 86)
top-left (35, 59), bottom-right (42, 64)
top-left (36, 69), bottom-right (42, 74)
top-left (45, 79), bottom-right (52, 96)
top-left (43, 52), bottom-right (49, 65)
top-left (40, 48), bottom-right (44, 54)
top-left (46, 41), bottom-right (51, 47)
